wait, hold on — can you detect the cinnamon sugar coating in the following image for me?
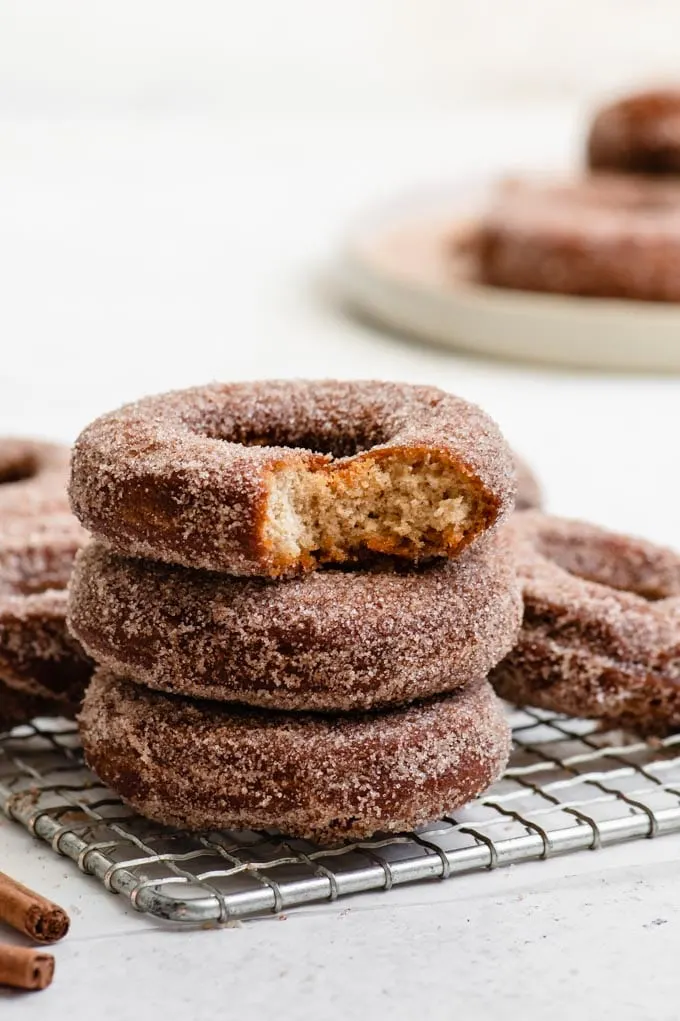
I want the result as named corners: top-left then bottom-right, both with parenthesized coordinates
top-left (588, 89), bottom-right (680, 174)
top-left (0, 439), bottom-right (93, 710)
top-left (68, 532), bottom-right (521, 711)
top-left (79, 672), bottom-right (511, 842)
top-left (69, 380), bottom-right (515, 577)
top-left (470, 175), bottom-right (680, 301)
top-left (491, 512), bottom-right (680, 735)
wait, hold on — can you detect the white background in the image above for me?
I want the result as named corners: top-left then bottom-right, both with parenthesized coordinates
top-left (2, 0), bottom-right (680, 111)
top-left (1, 5), bottom-right (680, 1018)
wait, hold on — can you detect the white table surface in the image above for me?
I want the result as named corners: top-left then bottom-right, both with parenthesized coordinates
top-left (2, 103), bottom-right (680, 1019)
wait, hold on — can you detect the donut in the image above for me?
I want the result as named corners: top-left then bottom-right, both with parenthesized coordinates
top-left (79, 672), bottom-right (511, 842)
top-left (0, 438), bottom-right (93, 709)
top-left (490, 511), bottom-right (680, 735)
top-left (514, 455), bottom-right (542, 511)
top-left (69, 380), bottom-right (515, 577)
top-left (68, 531), bottom-right (521, 711)
top-left (470, 175), bottom-right (680, 302)
top-left (588, 89), bottom-right (680, 174)
top-left (1, 438), bottom-right (80, 522)
top-left (1, 586), bottom-right (93, 707)
top-left (0, 682), bottom-right (78, 734)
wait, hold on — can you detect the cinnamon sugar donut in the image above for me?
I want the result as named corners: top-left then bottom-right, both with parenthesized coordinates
top-left (471, 176), bottom-right (680, 301)
top-left (491, 512), bottom-right (680, 735)
top-left (69, 381), bottom-right (515, 577)
top-left (79, 672), bottom-right (511, 842)
top-left (588, 89), bottom-right (680, 174)
top-left (0, 439), bottom-right (93, 710)
top-left (68, 532), bottom-right (521, 711)
top-left (0, 682), bottom-right (78, 733)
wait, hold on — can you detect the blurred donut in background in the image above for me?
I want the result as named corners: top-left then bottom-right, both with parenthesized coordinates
top-left (466, 175), bottom-right (680, 301)
top-left (0, 438), bottom-right (93, 724)
top-left (588, 88), bottom-right (680, 174)
top-left (514, 455), bottom-right (542, 511)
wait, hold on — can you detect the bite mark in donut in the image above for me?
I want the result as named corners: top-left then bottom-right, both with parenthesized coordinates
top-left (264, 447), bottom-right (480, 567)
top-left (70, 381), bottom-right (515, 577)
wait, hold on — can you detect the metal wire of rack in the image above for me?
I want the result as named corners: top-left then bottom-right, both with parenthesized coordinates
top-left (2, 707), bottom-right (680, 926)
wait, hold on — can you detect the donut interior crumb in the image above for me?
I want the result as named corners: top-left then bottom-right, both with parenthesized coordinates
top-left (264, 451), bottom-right (478, 568)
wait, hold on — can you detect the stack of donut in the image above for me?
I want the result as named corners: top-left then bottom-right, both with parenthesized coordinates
top-left (7, 388), bottom-right (677, 841)
top-left (466, 86), bottom-right (680, 302)
top-left (68, 380), bottom-right (526, 843)
top-left (0, 439), bottom-right (93, 732)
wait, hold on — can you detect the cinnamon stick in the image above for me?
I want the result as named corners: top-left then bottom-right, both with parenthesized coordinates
top-left (0, 944), bottom-right (54, 991)
top-left (0, 871), bottom-right (69, 944)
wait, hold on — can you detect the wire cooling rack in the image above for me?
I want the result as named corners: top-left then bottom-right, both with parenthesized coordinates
top-left (3, 708), bottom-right (680, 925)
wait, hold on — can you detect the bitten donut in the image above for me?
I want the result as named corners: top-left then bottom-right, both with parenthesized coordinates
top-left (79, 673), bottom-right (511, 842)
top-left (514, 456), bottom-right (542, 511)
top-left (588, 89), bottom-right (680, 174)
top-left (0, 439), bottom-right (93, 711)
top-left (68, 532), bottom-right (521, 711)
top-left (69, 380), bottom-right (515, 577)
top-left (470, 175), bottom-right (680, 301)
top-left (491, 511), bottom-right (680, 735)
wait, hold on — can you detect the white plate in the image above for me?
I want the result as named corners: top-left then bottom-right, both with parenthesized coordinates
top-left (336, 182), bottom-right (680, 371)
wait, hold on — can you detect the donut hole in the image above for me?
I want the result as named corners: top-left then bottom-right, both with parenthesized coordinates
top-left (264, 450), bottom-right (478, 566)
top-left (536, 532), bottom-right (680, 602)
top-left (231, 426), bottom-right (384, 460)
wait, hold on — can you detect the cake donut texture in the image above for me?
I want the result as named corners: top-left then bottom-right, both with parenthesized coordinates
top-left (68, 533), bottom-right (522, 711)
top-left (588, 89), bottom-right (680, 174)
top-left (69, 381), bottom-right (515, 577)
top-left (491, 511), bottom-right (680, 735)
top-left (0, 439), bottom-right (93, 715)
top-left (79, 673), bottom-right (511, 842)
top-left (470, 176), bottom-right (680, 302)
